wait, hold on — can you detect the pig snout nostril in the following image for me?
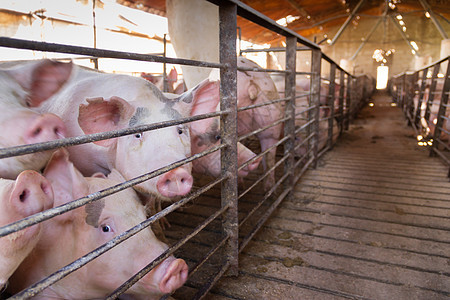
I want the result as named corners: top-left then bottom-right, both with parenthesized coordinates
top-left (33, 127), bottom-right (42, 137)
top-left (19, 189), bottom-right (29, 202)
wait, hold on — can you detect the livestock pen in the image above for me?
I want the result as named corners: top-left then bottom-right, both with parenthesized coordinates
top-left (0, 0), bottom-right (449, 299)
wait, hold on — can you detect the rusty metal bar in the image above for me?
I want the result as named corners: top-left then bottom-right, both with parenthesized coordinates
top-left (239, 186), bottom-right (291, 252)
top-left (328, 64), bottom-right (337, 149)
top-left (418, 0), bottom-right (448, 39)
top-left (430, 59), bottom-right (450, 157)
top-left (414, 69), bottom-right (429, 126)
top-left (0, 142), bottom-right (226, 237)
top-left (330, 0), bottom-right (366, 45)
top-left (218, 2), bottom-right (239, 277)
top-left (345, 74), bottom-right (352, 130)
top-left (9, 174), bottom-right (226, 299)
top-left (424, 64), bottom-right (441, 122)
top-left (310, 49), bottom-right (322, 168)
top-left (338, 70), bottom-right (346, 133)
top-left (0, 37), bottom-right (223, 69)
top-left (108, 202), bottom-right (230, 299)
top-left (284, 35), bottom-right (297, 197)
top-left (0, 110), bottom-right (228, 159)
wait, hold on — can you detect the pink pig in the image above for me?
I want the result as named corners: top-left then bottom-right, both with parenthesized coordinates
top-left (6, 59), bottom-right (219, 200)
top-left (0, 65), bottom-right (66, 179)
top-left (0, 170), bottom-right (54, 288)
top-left (8, 149), bottom-right (188, 298)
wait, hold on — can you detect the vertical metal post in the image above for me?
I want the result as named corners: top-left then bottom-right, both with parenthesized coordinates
top-left (284, 36), bottom-right (297, 193)
top-left (163, 34), bottom-right (168, 92)
top-left (338, 70), bottom-right (345, 133)
top-left (345, 74), bottom-right (352, 130)
top-left (430, 60), bottom-right (450, 157)
top-left (219, 2), bottom-right (238, 276)
top-left (414, 68), bottom-right (428, 126)
top-left (424, 64), bottom-right (440, 122)
top-left (310, 49), bottom-right (322, 168)
top-left (327, 64), bottom-right (337, 148)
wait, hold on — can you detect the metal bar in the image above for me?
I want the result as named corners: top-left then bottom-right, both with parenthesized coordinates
top-left (240, 46), bottom-right (310, 53)
top-left (108, 203), bottom-right (230, 299)
top-left (430, 60), bottom-right (450, 156)
top-left (327, 64), bottom-right (337, 149)
top-left (414, 69), bottom-right (429, 126)
top-left (350, 17), bottom-right (383, 61)
top-left (424, 64), bottom-right (440, 122)
top-left (218, 2), bottom-right (239, 277)
top-left (0, 110), bottom-right (228, 159)
top-left (345, 74), bottom-right (352, 130)
top-left (0, 142), bottom-right (226, 237)
top-left (310, 49), bottom-right (322, 168)
top-left (284, 36), bottom-right (297, 200)
top-left (330, 0), bottom-right (366, 45)
top-left (338, 70), bottom-right (346, 133)
top-left (239, 186), bottom-right (291, 252)
top-left (0, 37), bottom-right (224, 69)
top-left (389, 16), bottom-right (419, 56)
top-left (9, 174), bottom-right (226, 299)
top-left (418, 0), bottom-right (448, 39)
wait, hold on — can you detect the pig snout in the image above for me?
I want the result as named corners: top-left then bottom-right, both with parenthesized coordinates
top-left (11, 170), bottom-right (54, 217)
top-left (158, 258), bottom-right (188, 294)
top-left (238, 155), bottom-right (261, 177)
top-left (24, 113), bottom-right (66, 144)
top-left (156, 167), bottom-right (193, 198)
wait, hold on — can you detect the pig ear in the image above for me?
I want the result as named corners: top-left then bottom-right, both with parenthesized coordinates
top-left (7, 59), bottom-right (73, 107)
top-left (43, 149), bottom-right (89, 208)
top-left (186, 79), bottom-right (220, 117)
top-left (167, 68), bottom-right (178, 84)
top-left (78, 96), bottom-right (135, 147)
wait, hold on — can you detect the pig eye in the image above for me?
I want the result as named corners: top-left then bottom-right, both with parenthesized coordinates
top-left (101, 225), bottom-right (112, 233)
top-left (177, 127), bottom-right (184, 135)
top-left (134, 133), bottom-right (143, 139)
top-left (215, 134), bottom-right (221, 141)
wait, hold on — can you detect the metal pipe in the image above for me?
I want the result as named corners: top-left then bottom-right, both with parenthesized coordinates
top-left (330, 0), bottom-right (366, 45)
top-left (218, 2), bottom-right (239, 277)
top-left (389, 16), bottom-right (419, 56)
top-left (418, 0), bottom-right (448, 39)
top-left (350, 17), bottom-right (383, 61)
top-left (310, 49), bottom-right (322, 168)
top-left (327, 64), bottom-right (337, 149)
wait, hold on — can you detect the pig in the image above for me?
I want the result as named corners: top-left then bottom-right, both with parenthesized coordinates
top-left (8, 149), bottom-right (188, 299)
top-left (0, 170), bottom-right (54, 288)
top-left (0, 66), bottom-right (66, 179)
top-left (6, 59), bottom-right (218, 200)
top-left (164, 81), bottom-right (261, 178)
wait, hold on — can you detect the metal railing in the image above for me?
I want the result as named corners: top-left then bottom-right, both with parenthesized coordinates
top-left (391, 56), bottom-right (450, 177)
top-left (0, 0), bottom-right (370, 299)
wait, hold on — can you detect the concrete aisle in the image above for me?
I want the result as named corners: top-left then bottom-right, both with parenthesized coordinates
top-left (206, 91), bottom-right (450, 300)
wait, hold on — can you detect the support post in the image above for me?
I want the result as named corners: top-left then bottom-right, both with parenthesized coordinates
top-left (430, 59), bottom-right (450, 156)
top-left (414, 68), bottom-right (428, 127)
top-left (284, 36), bottom-right (297, 194)
top-left (327, 64), bottom-right (337, 148)
top-left (338, 70), bottom-right (345, 133)
top-left (345, 74), bottom-right (352, 130)
top-left (424, 64), bottom-right (440, 122)
top-left (310, 49), bottom-right (322, 168)
top-left (218, 2), bottom-right (239, 276)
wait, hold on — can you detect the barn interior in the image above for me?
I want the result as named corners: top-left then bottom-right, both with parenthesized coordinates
top-left (0, 0), bottom-right (449, 299)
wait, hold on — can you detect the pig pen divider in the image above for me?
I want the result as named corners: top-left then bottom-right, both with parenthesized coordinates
top-left (392, 56), bottom-right (450, 175)
top-left (0, 0), bottom-right (367, 298)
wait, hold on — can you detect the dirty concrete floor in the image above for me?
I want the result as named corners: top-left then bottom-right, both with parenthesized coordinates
top-left (202, 91), bottom-right (450, 299)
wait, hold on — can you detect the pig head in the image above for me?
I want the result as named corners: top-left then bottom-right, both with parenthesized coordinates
top-left (183, 78), bottom-right (261, 178)
top-left (0, 170), bottom-right (53, 287)
top-left (12, 59), bottom-right (217, 200)
top-left (8, 149), bottom-right (188, 298)
top-left (0, 64), bottom-right (67, 179)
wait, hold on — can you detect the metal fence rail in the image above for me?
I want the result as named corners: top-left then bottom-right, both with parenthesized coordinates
top-left (391, 56), bottom-right (450, 176)
top-left (0, 0), bottom-right (371, 299)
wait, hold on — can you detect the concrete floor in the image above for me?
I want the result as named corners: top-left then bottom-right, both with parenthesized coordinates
top-left (202, 91), bottom-right (450, 299)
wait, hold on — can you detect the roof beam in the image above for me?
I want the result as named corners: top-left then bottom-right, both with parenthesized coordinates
top-left (389, 15), bottom-right (419, 57)
top-left (418, 0), bottom-right (448, 39)
top-left (284, 0), bottom-right (309, 19)
top-left (350, 17), bottom-right (383, 61)
top-left (330, 0), bottom-right (366, 45)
